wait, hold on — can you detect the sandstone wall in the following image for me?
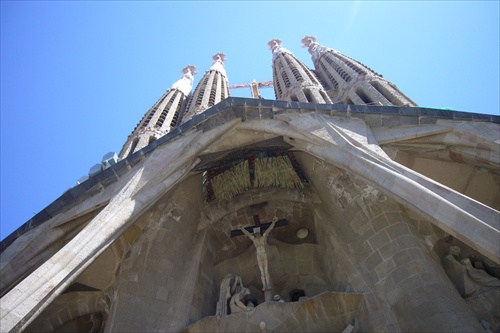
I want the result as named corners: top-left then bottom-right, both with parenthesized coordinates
top-left (295, 152), bottom-right (483, 332)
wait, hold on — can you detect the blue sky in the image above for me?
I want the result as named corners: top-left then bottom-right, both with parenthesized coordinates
top-left (1, 1), bottom-right (499, 240)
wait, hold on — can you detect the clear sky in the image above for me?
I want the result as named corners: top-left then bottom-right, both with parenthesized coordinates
top-left (1, 1), bottom-right (499, 241)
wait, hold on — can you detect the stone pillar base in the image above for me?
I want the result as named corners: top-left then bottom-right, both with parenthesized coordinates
top-left (263, 289), bottom-right (273, 302)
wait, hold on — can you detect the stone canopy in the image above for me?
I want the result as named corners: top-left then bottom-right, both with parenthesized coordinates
top-left (1, 97), bottom-right (499, 332)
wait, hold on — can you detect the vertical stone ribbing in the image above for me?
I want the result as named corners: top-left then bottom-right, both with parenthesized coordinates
top-left (298, 156), bottom-right (484, 332)
top-left (181, 53), bottom-right (230, 124)
top-left (119, 66), bottom-right (197, 159)
top-left (269, 39), bottom-right (332, 104)
top-left (302, 36), bottom-right (417, 106)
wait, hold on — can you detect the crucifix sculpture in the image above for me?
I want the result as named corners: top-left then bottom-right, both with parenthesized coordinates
top-left (231, 214), bottom-right (288, 293)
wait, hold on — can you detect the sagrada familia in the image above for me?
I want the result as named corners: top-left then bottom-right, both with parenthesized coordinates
top-left (1, 37), bottom-right (499, 333)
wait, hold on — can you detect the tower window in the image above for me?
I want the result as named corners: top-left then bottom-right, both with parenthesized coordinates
top-left (320, 62), bottom-right (339, 89)
top-left (297, 61), bottom-right (319, 85)
top-left (370, 81), bottom-right (398, 105)
top-left (283, 54), bottom-right (303, 81)
top-left (278, 62), bottom-right (291, 88)
top-left (156, 94), bottom-right (175, 128)
top-left (356, 88), bottom-right (373, 105)
top-left (208, 73), bottom-right (219, 107)
top-left (324, 56), bottom-right (351, 82)
top-left (303, 89), bottom-right (314, 103)
top-left (319, 90), bottom-right (330, 104)
top-left (169, 100), bottom-right (183, 128)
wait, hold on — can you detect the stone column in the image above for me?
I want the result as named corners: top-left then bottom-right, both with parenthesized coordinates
top-left (295, 152), bottom-right (482, 331)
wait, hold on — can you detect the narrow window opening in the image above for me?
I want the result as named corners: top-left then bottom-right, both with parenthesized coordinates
top-left (370, 81), bottom-right (397, 105)
top-left (170, 101), bottom-right (182, 128)
top-left (320, 62), bottom-right (338, 89)
top-left (356, 88), bottom-right (372, 105)
top-left (298, 61), bottom-right (319, 84)
top-left (303, 89), bottom-right (314, 103)
top-left (290, 94), bottom-right (299, 102)
top-left (155, 95), bottom-right (175, 128)
top-left (281, 66), bottom-right (291, 88)
top-left (208, 74), bottom-right (218, 107)
top-left (319, 90), bottom-right (330, 103)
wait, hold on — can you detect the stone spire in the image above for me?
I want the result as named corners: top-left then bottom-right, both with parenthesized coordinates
top-left (301, 36), bottom-right (417, 106)
top-left (119, 65), bottom-right (197, 158)
top-left (181, 53), bottom-right (230, 123)
top-left (268, 39), bottom-right (331, 104)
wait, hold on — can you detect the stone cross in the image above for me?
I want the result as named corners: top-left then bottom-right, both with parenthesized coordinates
top-left (230, 215), bottom-right (287, 238)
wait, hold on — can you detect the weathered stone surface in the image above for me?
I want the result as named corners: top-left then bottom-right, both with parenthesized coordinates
top-left (1, 94), bottom-right (498, 333)
top-left (182, 292), bottom-right (362, 333)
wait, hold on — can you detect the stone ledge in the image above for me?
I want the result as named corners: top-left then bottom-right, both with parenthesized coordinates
top-left (181, 291), bottom-right (363, 333)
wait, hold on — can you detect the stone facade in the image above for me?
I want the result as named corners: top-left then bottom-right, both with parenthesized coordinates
top-left (1, 37), bottom-right (499, 333)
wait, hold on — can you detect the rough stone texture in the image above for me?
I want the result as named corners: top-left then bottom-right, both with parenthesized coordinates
top-left (302, 36), bottom-right (417, 107)
top-left (1, 97), bottom-right (498, 333)
top-left (295, 155), bottom-right (482, 332)
top-left (105, 175), bottom-right (209, 332)
top-left (182, 291), bottom-right (362, 332)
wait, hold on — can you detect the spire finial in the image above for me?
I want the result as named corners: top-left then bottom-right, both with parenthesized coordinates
top-left (301, 35), bottom-right (328, 65)
top-left (267, 39), bottom-right (283, 52)
top-left (212, 53), bottom-right (227, 63)
top-left (182, 65), bottom-right (198, 76)
top-left (268, 39), bottom-right (292, 60)
top-left (209, 53), bottom-right (228, 78)
top-left (171, 65), bottom-right (197, 95)
top-left (301, 36), bottom-right (317, 49)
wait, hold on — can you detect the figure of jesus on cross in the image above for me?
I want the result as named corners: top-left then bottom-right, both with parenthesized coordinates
top-left (239, 216), bottom-right (278, 291)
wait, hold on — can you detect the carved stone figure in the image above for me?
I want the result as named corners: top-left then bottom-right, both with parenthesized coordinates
top-left (216, 274), bottom-right (243, 316)
top-left (229, 287), bottom-right (253, 314)
top-left (442, 246), bottom-right (478, 297)
top-left (462, 258), bottom-right (500, 287)
top-left (443, 246), bottom-right (500, 298)
top-left (239, 217), bottom-right (278, 291)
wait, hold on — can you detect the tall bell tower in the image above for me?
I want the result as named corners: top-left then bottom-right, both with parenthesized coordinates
top-left (119, 65), bottom-right (197, 158)
top-left (301, 36), bottom-right (417, 106)
top-left (181, 53), bottom-right (230, 123)
top-left (268, 39), bottom-right (331, 104)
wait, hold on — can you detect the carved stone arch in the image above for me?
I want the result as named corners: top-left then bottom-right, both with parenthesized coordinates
top-left (0, 206), bottom-right (106, 298)
top-left (24, 291), bottom-right (108, 333)
top-left (200, 185), bottom-right (321, 226)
